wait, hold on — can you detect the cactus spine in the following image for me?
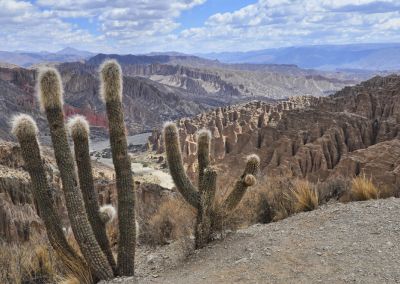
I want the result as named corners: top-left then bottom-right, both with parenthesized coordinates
top-left (38, 68), bottom-right (113, 280)
top-left (163, 123), bottom-right (260, 248)
top-left (100, 60), bottom-right (136, 276)
top-left (68, 116), bottom-right (117, 273)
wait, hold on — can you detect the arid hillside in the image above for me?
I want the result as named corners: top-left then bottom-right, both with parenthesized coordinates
top-left (104, 198), bottom-right (400, 284)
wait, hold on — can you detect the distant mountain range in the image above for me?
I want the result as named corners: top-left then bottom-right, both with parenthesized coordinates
top-left (199, 43), bottom-right (400, 71)
top-left (0, 47), bottom-right (94, 67)
top-left (1, 43), bottom-right (400, 71)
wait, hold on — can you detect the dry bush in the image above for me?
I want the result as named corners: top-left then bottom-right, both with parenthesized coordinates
top-left (146, 197), bottom-right (195, 245)
top-left (0, 234), bottom-right (93, 284)
top-left (350, 175), bottom-right (379, 201)
top-left (0, 239), bottom-right (58, 284)
top-left (222, 177), bottom-right (320, 226)
top-left (377, 185), bottom-right (397, 199)
top-left (317, 176), bottom-right (350, 202)
top-left (290, 180), bottom-right (319, 213)
top-left (212, 184), bottom-right (271, 232)
top-left (261, 177), bottom-right (295, 221)
top-left (214, 176), bottom-right (296, 229)
top-left (228, 187), bottom-right (270, 227)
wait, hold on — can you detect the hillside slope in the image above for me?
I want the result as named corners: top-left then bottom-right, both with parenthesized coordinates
top-left (91, 54), bottom-right (359, 99)
top-left (106, 198), bottom-right (400, 284)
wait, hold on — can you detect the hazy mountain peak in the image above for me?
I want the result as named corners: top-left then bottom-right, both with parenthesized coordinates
top-left (56, 47), bottom-right (94, 57)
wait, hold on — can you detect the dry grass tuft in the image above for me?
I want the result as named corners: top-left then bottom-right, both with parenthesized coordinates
top-left (53, 229), bottom-right (93, 284)
top-left (58, 276), bottom-right (81, 284)
top-left (0, 239), bottom-right (58, 284)
top-left (147, 197), bottom-right (195, 245)
top-left (350, 175), bottom-right (379, 201)
top-left (290, 180), bottom-right (319, 213)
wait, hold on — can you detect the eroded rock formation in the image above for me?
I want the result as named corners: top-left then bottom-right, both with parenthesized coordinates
top-left (150, 75), bottom-right (400, 193)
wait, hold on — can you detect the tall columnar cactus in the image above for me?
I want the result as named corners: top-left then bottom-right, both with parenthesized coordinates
top-left (37, 68), bottom-right (113, 280)
top-left (11, 62), bottom-right (139, 282)
top-left (100, 60), bottom-right (136, 276)
top-left (68, 116), bottom-right (117, 273)
top-left (163, 122), bottom-right (260, 248)
top-left (11, 114), bottom-right (86, 270)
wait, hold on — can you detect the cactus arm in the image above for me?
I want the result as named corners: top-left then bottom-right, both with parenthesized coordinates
top-left (197, 130), bottom-right (211, 189)
top-left (100, 60), bottom-right (136, 276)
top-left (11, 114), bottom-right (83, 267)
top-left (223, 154), bottom-right (260, 211)
top-left (69, 116), bottom-right (117, 274)
top-left (163, 122), bottom-right (200, 209)
top-left (38, 68), bottom-right (113, 280)
top-left (195, 167), bottom-right (217, 249)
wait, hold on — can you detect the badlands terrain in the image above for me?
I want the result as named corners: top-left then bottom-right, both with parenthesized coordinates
top-left (0, 52), bottom-right (388, 140)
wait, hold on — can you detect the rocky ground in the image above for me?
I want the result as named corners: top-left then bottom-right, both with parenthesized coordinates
top-left (104, 198), bottom-right (400, 284)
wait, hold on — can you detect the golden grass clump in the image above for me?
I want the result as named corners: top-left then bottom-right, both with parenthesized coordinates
top-left (290, 180), bottom-right (319, 213)
top-left (350, 175), bottom-right (379, 201)
top-left (58, 276), bottom-right (81, 284)
top-left (0, 240), bottom-right (58, 284)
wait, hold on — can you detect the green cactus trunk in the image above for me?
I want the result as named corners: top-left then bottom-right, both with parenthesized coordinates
top-left (164, 123), bottom-right (200, 208)
top-left (197, 130), bottom-right (211, 187)
top-left (71, 123), bottom-right (117, 274)
top-left (100, 61), bottom-right (136, 276)
top-left (194, 131), bottom-right (214, 248)
top-left (40, 70), bottom-right (113, 280)
top-left (14, 120), bottom-right (83, 268)
top-left (195, 167), bottom-right (217, 249)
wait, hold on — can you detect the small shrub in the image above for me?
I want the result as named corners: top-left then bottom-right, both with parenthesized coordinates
top-left (350, 175), bottom-right (379, 201)
top-left (212, 187), bottom-right (263, 232)
top-left (318, 176), bottom-right (350, 202)
top-left (147, 197), bottom-right (195, 245)
top-left (0, 239), bottom-right (59, 284)
top-left (290, 180), bottom-right (319, 213)
top-left (217, 176), bottom-right (295, 225)
top-left (264, 177), bottom-right (295, 221)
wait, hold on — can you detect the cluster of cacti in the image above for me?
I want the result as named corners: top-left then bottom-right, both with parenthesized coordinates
top-left (11, 60), bottom-right (135, 281)
top-left (163, 122), bottom-right (260, 248)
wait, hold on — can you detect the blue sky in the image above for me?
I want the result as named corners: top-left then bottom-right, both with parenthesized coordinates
top-left (178, 1), bottom-right (256, 30)
top-left (1, 0), bottom-right (400, 53)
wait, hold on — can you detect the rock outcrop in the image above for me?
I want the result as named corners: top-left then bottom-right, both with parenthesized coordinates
top-left (0, 142), bottom-right (42, 242)
top-left (151, 75), bottom-right (400, 192)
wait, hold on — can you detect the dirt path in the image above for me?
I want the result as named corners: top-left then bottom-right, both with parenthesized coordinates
top-left (106, 198), bottom-right (400, 283)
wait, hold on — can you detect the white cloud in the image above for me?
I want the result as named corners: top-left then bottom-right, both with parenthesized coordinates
top-left (0, 0), bottom-right (399, 53)
top-left (177, 0), bottom-right (400, 52)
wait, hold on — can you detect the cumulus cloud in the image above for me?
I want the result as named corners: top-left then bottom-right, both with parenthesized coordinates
top-left (0, 0), bottom-right (399, 53)
top-left (179, 0), bottom-right (400, 52)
